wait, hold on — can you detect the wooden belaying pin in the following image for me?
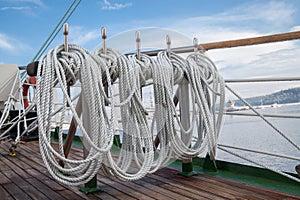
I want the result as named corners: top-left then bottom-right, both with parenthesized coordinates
top-left (63, 23), bottom-right (69, 52)
top-left (166, 35), bottom-right (171, 58)
top-left (136, 31), bottom-right (141, 60)
top-left (63, 23), bottom-right (71, 106)
top-left (102, 27), bottom-right (107, 55)
top-left (193, 37), bottom-right (198, 52)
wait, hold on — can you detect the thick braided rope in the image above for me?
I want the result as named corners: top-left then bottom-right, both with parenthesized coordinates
top-left (37, 43), bottom-right (225, 184)
top-left (37, 44), bottom-right (115, 186)
top-left (153, 51), bottom-right (225, 159)
top-left (186, 51), bottom-right (225, 158)
top-left (93, 48), bottom-right (154, 181)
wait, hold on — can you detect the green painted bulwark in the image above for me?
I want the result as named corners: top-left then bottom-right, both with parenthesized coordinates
top-left (179, 162), bottom-right (197, 177)
top-left (113, 135), bottom-right (121, 148)
top-left (193, 157), bottom-right (300, 196)
top-left (51, 127), bottom-right (83, 146)
top-left (50, 133), bottom-right (299, 196)
top-left (202, 154), bottom-right (217, 172)
top-left (79, 176), bottom-right (102, 194)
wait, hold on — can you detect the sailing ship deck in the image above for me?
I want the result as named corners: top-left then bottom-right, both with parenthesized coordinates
top-left (0, 140), bottom-right (299, 200)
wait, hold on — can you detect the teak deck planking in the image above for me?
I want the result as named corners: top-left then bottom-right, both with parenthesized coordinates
top-left (0, 140), bottom-right (299, 200)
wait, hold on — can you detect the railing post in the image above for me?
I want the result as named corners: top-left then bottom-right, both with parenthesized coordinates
top-left (79, 95), bottom-right (101, 194)
top-left (178, 78), bottom-right (197, 177)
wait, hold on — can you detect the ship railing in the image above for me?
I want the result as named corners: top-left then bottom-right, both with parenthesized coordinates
top-left (161, 30), bottom-right (300, 180)
top-left (218, 144), bottom-right (300, 162)
top-left (126, 32), bottom-right (300, 180)
top-left (223, 76), bottom-right (300, 119)
top-left (218, 77), bottom-right (300, 181)
top-left (20, 30), bottom-right (300, 183)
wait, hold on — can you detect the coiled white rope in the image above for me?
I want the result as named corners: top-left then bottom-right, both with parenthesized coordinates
top-left (37, 43), bottom-right (225, 184)
top-left (37, 44), bottom-right (115, 186)
top-left (186, 52), bottom-right (225, 158)
top-left (162, 51), bottom-right (225, 159)
top-left (93, 48), bottom-right (155, 181)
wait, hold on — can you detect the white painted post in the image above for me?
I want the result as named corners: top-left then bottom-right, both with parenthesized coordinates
top-left (80, 94), bottom-right (101, 193)
top-left (179, 78), bottom-right (196, 176)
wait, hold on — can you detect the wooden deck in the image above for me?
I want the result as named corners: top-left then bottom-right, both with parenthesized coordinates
top-left (0, 140), bottom-right (299, 200)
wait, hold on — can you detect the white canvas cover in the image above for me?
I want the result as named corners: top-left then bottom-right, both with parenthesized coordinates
top-left (0, 64), bottom-right (20, 102)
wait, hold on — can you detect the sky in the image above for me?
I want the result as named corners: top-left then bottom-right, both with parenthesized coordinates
top-left (0, 0), bottom-right (300, 98)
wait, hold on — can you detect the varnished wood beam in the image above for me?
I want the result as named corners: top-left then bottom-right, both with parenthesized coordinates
top-left (201, 31), bottom-right (300, 50)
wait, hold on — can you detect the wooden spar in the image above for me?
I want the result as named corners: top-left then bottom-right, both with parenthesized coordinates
top-left (141, 31), bottom-right (300, 56)
top-left (201, 31), bottom-right (300, 50)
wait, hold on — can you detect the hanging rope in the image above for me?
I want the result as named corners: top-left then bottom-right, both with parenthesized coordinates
top-left (37, 44), bottom-right (115, 186)
top-left (94, 48), bottom-right (155, 181)
top-left (36, 43), bottom-right (225, 185)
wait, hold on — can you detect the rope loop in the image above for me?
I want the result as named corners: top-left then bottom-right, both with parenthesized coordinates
top-left (37, 43), bottom-right (225, 184)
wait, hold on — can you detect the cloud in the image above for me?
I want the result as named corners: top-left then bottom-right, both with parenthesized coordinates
top-left (0, 6), bottom-right (31, 11)
top-left (160, 1), bottom-right (299, 98)
top-left (291, 26), bottom-right (300, 32)
top-left (205, 37), bottom-right (295, 69)
top-left (170, 1), bottom-right (295, 38)
top-left (227, 1), bottom-right (295, 29)
top-left (217, 42), bottom-right (298, 75)
top-left (0, 34), bottom-right (15, 51)
top-left (69, 26), bottom-right (99, 47)
top-left (0, 0), bottom-right (45, 15)
top-left (0, 33), bottom-right (32, 54)
top-left (68, 0), bottom-right (299, 91)
top-left (101, 0), bottom-right (132, 10)
top-left (164, 1), bottom-right (298, 70)
top-left (3, 0), bottom-right (44, 7)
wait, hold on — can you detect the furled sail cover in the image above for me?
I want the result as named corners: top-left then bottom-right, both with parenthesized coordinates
top-left (0, 64), bottom-right (20, 102)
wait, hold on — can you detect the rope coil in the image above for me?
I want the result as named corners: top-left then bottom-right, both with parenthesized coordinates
top-left (36, 43), bottom-right (225, 185)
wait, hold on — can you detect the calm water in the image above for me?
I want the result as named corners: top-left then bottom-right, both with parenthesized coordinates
top-left (68, 103), bottom-right (299, 173)
top-left (217, 104), bottom-right (300, 173)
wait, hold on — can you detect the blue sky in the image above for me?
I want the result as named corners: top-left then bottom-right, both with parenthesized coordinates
top-left (1, 0), bottom-right (300, 97)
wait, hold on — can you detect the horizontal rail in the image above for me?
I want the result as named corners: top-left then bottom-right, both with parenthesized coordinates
top-left (225, 77), bottom-right (300, 83)
top-left (218, 144), bottom-right (300, 162)
top-left (140, 31), bottom-right (300, 56)
top-left (223, 112), bottom-right (300, 119)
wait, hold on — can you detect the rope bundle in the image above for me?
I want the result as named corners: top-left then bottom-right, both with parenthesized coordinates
top-left (36, 43), bottom-right (225, 185)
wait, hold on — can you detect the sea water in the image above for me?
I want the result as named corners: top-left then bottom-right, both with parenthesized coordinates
top-left (68, 103), bottom-right (299, 173)
top-left (217, 104), bottom-right (300, 173)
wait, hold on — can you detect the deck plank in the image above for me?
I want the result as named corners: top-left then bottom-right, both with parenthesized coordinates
top-left (100, 175), bottom-right (173, 200)
top-left (0, 171), bottom-right (12, 184)
top-left (145, 173), bottom-right (225, 200)
top-left (156, 168), bottom-right (257, 199)
top-left (2, 182), bottom-right (32, 200)
top-left (0, 185), bottom-right (14, 200)
top-left (97, 175), bottom-right (153, 200)
top-left (25, 177), bottom-right (67, 200)
top-left (94, 182), bottom-right (138, 200)
top-left (157, 167), bottom-right (300, 200)
top-left (2, 168), bottom-right (50, 200)
top-left (195, 173), bottom-right (292, 199)
top-left (134, 179), bottom-right (193, 200)
top-left (1, 140), bottom-right (299, 200)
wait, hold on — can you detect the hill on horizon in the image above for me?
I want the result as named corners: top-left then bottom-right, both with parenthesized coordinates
top-left (227, 87), bottom-right (300, 107)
